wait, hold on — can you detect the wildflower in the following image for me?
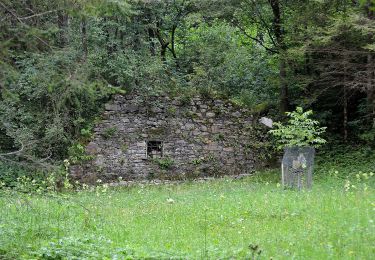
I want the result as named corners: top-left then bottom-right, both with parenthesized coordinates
top-left (63, 159), bottom-right (70, 167)
top-left (344, 180), bottom-right (351, 192)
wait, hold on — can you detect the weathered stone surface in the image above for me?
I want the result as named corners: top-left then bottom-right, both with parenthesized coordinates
top-left (94, 154), bottom-right (105, 166)
top-left (223, 147), bottom-right (234, 152)
top-left (105, 104), bottom-right (121, 111)
top-left (232, 111), bottom-right (241, 117)
top-left (73, 93), bottom-right (259, 182)
top-left (206, 112), bottom-right (215, 118)
top-left (86, 142), bottom-right (100, 155)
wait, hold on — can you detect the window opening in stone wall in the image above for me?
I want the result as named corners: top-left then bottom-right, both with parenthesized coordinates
top-left (147, 141), bottom-right (163, 158)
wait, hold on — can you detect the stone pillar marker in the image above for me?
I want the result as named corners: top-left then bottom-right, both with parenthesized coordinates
top-left (281, 147), bottom-right (315, 190)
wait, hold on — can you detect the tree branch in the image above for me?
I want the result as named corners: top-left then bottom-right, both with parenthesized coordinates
top-left (236, 23), bottom-right (278, 53)
top-left (0, 1), bottom-right (52, 49)
top-left (19, 9), bottom-right (59, 20)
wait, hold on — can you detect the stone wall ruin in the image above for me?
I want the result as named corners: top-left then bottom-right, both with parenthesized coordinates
top-left (72, 93), bottom-right (261, 182)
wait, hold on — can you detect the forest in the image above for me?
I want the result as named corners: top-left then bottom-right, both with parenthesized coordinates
top-left (1, 0), bottom-right (375, 164)
top-left (0, 1), bottom-right (375, 259)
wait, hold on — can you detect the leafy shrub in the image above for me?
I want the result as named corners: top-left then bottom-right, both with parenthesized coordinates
top-left (0, 162), bottom-right (30, 188)
top-left (269, 107), bottom-right (327, 149)
top-left (67, 143), bottom-right (93, 164)
top-left (80, 127), bottom-right (93, 140)
top-left (152, 157), bottom-right (174, 170)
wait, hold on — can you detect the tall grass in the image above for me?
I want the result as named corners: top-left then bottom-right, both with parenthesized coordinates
top-left (0, 152), bottom-right (374, 259)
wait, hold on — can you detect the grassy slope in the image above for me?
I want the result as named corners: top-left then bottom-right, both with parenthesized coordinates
top-left (0, 151), bottom-right (374, 259)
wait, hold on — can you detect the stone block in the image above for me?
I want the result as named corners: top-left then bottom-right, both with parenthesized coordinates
top-left (205, 143), bottom-right (222, 151)
top-left (232, 111), bottom-right (241, 117)
top-left (206, 112), bottom-right (215, 118)
top-left (185, 123), bottom-right (195, 130)
top-left (124, 105), bottom-right (139, 113)
top-left (105, 103), bottom-right (121, 111)
top-left (86, 142), bottom-right (101, 155)
top-left (223, 147), bottom-right (234, 152)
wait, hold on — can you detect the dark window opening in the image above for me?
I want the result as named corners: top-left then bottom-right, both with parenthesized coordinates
top-left (147, 141), bottom-right (163, 158)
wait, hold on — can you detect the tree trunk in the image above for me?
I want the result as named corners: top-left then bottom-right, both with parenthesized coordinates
top-left (367, 54), bottom-right (375, 128)
top-left (148, 28), bottom-right (156, 56)
top-left (154, 28), bottom-right (169, 62)
top-left (160, 44), bottom-right (168, 62)
top-left (343, 85), bottom-right (348, 142)
top-left (268, 0), bottom-right (289, 113)
top-left (81, 16), bottom-right (88, 61)
top-left (343, 58), bottom-right (348, 142)
top-left (57, 10), bottom-right (69, 47)
top-left (280, 55), bottom-right (289, 113)
top-left (366, 1), bottom-right (375, 128)
top-left (170, 25), bottom-right (177, 59)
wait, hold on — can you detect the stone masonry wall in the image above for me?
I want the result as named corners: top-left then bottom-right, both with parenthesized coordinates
top-left (73, 93), bottom-right (258, 182)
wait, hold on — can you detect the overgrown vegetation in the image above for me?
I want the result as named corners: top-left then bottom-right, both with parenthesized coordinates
top-left (152, 157), bottom-right (175, 170)
top-left (1, 0), bottom-right (375, 166)
top-left (0, 151), bottom-right (374, 259)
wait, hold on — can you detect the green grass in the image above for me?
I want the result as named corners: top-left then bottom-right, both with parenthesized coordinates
top-left (0, 153), bottom-right (374, 259)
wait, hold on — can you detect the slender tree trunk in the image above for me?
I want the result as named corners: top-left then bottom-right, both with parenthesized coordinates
top-left (154, 28), bottom-right (169, 62)
top-left (366, 1), bottom-right (375, 127)
top-left (279, 55), bottom-right (289, 113)
top-left (367, 54), bottom-right (375, 128)
top-left (269, 0), bottom-right (289, 113)
top-left (170, 25), bottom-right (177, 59)
top-left (343, 58), bottom-right (348, 142)
top-left (148, 28), bottom-right (156, 56)
top-left (343, 85), bottom-right (348, 142)
top-left (81, 16), bottom-right (88, 61)
top-left (160, 44), bottom-right (167, 62)
top-left (57, 10), bottom-right (69, 47)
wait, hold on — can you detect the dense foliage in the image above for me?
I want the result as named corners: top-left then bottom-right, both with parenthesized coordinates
top-left (1, 0), bottom-right (375, 166)
top-left (270, 107), bottom-right (327, 149)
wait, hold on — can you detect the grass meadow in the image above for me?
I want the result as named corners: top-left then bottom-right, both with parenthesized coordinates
top-left (0, 152), bottom-right (374, 259)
